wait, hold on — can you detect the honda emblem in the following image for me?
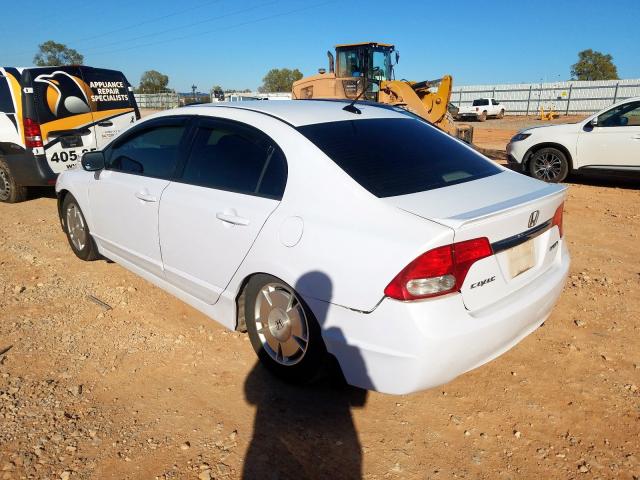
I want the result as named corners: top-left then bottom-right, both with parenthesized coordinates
top-left (528, 210), bottom-right (540, 228)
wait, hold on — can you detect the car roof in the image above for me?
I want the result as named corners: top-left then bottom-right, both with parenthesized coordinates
top-left (182, 100), bottom-right (412, 127)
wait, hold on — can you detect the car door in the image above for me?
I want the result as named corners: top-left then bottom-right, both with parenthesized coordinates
top-left (158, 117), bottom-right (287, 304)
top-left (79, 67), bottom-right (139, 149)
top-left (30, 66), bottom-right (99, 174)
top-left (576, 100), bottom-right (640, 169)
top-left (88, 117), bottom-right (190, 277)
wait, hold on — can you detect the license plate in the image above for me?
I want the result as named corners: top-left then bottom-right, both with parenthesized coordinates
top-left (507, 239), bottom-right (535, 278)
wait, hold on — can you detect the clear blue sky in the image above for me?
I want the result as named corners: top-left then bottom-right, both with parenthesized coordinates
top-left (2, 0), bottom-right (639, 92)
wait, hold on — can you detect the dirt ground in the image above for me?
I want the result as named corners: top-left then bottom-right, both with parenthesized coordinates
top-left (1, 116), bottom-right (639, 479)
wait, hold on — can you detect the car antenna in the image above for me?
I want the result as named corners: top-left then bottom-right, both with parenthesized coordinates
top-left (343, 77), bottom-right (367, 114)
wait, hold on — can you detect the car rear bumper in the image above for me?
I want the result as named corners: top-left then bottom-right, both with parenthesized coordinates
top-left (1, 151), bottom-right (56, 186)
top-left (312, 242), bottom-right (570, 395)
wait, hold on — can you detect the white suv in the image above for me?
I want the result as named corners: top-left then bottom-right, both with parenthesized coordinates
top-left (507, 97), bottom-right (640, 182)
top-left (56, 101), bottom-right (569, 394)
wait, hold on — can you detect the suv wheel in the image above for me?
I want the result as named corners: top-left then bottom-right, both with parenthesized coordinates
top-left (497, 109), bottom-right (505, 119)
top-left (61, 194), bottom-right (99, 261)
top-left (0, 159), bottom-right (28, 203)
top-left (245, 274), bottom-right (326, 383)
top-left (528, 147), bottom-right (569, 183)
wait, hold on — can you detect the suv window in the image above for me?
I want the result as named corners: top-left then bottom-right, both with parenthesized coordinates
top-left (0, 75), bottom-right (15, 113)
top-left (180, 121), bottom-right (287, 199)
top-left (298, 118), bottom-right (500, 198)
top-left (80, 67), bottom-right (133, 112)
top-left (473, 99), bottom-right (489, 106)
top-left (107, 124), bottom-right (186, 178)
top-left (492, 99), bottom-right (500, 105)
top-left (598, 101), bottom-right (640, 127)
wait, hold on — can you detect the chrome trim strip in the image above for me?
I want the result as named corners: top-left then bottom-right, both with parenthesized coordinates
top-left (491, 219), bottom-right (552, 253)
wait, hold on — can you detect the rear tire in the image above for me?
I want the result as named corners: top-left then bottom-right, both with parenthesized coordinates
top-left (0, 159), bottom-right (28, 203)
top-left (245, 274), bottom-right (326, 384)
top-left (478, 111), bottom-right (487, 122)
top-left (61, 194), bottom-right (99, 261)
top-left (528, 147), bottom-right (569, 183)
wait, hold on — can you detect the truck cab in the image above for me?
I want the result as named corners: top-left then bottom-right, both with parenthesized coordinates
top-left (457, 98), bottom-right (505, 121)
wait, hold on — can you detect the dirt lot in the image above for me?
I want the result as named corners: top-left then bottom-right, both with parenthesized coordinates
top-left (1, 117), bottom-right (639, 479)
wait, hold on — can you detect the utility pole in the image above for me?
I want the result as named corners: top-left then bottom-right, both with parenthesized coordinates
top-left (191, 84), bottom-right (197, 103)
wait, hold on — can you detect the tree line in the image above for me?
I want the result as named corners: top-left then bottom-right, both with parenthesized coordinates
top-left (32, 40), bottom-right (621, 93)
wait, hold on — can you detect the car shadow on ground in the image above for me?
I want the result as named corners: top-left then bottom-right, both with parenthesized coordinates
top-left (242, 271), bottom-right (370, 480)
top-left (500, 163), bottom-right (640, 190)
top-left (26, 186), bottom-right (57, 201)
top-left (564, 172), bottom-right (640, 190)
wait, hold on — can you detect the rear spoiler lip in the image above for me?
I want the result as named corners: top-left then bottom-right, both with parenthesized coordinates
top-left (431, 183), bottom-right (566, 230)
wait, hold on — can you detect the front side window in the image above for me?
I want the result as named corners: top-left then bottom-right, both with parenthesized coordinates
top-left (107, 124), bottom-right (185, 178)
top-left (180, 121), bottom-right (287, 199)
top-left (598, 101), bottom-right (640, 127)
top-left (298, 118), bottom-right (500, 198)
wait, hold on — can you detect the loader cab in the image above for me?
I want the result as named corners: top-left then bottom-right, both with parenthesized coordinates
top-left (335, 43), bottom-right (395, 99)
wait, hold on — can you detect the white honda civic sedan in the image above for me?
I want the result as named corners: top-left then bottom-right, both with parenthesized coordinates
top-left (56, 100), bottom-right (570, 394)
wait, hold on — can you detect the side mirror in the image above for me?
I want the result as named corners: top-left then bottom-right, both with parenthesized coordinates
top-left (590, 117), bottom-right (598, 127)
top-left (81, 151), bottom-right (105, 171)
top-left (395, 51), bottom-right (400, 64)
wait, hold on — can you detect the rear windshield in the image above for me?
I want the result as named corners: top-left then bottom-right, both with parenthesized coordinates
top-left (473, 99), bottom-right (489, 106)
top-left (297, 118), bottom-right (500, 197)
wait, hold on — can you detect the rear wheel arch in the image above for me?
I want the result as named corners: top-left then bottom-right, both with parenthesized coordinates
top-left (56, 189), bottom-right (70, 229)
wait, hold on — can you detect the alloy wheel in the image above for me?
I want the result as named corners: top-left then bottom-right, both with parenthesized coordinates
top-left (66, 203), bottom-right (88, 251)
top-left (532, 151), bottom-right (563, 181)
top-left (254, 283), bottom-right (309, 366)
top-left (0, 168), bottom-right (10, 201)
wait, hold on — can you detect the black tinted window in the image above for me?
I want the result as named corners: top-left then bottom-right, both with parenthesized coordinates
top-left (473, 99), bottom-right (489, 106)
top-left (108, 125), bottom-right (185, 178)
top-left (80, 67), bottom-right (133, 111)
top-left (298, 118), bottom-right (500, 198)
top-left (181, 122), bottom-right (286, 199)
top-left (0, 76), bottom-right (15, 113)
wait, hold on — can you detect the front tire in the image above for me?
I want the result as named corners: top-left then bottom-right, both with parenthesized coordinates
top-left (245, 274), bottom-right (326, 384)
top-left (497, 109), bottom-right (505, 119)
top-left (61, 194), bottom-right (99, 261)
top-left (528, 147), bottom-right (569, 183)
top-left (0, 159), bottom-right (28, 203)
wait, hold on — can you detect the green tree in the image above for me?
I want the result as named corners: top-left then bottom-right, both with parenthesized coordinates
top-left (571, 49), bottom-right (619, 81)
top-left (259, 68), bottom-right (303, 93)
top-left (137, 70), bottom-right (170, 93)
top-left (33, 41), bottom-right (83, 66)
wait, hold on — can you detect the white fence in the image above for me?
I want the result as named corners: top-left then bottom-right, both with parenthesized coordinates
top-left (134, 93), bottom-right (180, 110)
top-left (452, 79), bottom-right (640, 115)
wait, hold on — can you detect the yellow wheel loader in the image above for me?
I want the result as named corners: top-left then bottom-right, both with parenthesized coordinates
top-left (292, 42), bottom-right (473, 143)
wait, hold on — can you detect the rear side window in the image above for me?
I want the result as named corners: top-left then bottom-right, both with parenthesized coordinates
top-left (107, 125), bottom-right (186, 178)
top-left (31, 66), bottom-right (88, 124)
top-left (0, 75), bottom-right (15, 113)
top-left (297, 118), bottom-right (500, 198)
top-left (80, 67), bottom-right (133, 111)
top-left (180, 121), bottom-right (287, 199)
top-left (473, 99), bottom-right (489, 106)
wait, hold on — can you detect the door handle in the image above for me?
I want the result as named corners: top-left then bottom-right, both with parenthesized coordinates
top-left (98, 121), bottom-right (113, 127)
top-left (632, 134), bottom-right (640, 140)
top-left (216, 212), bottom-right (250, 226)
top-left (135, 191), bottom-right (157, 203)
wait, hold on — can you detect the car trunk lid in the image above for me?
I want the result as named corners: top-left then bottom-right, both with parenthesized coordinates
top-left (383, 171), bottom-right (567, 311)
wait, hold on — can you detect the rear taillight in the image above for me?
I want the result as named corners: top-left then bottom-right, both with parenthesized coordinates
top-left (23, 118), bottom-right (43, 148)
top-left (384, 237), bottom-right (493, 301)
top-left (552, 202), bottom-right (564, 237)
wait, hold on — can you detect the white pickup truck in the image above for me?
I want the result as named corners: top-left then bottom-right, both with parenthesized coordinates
top-left (457, 98), bottom-right (505, 121)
